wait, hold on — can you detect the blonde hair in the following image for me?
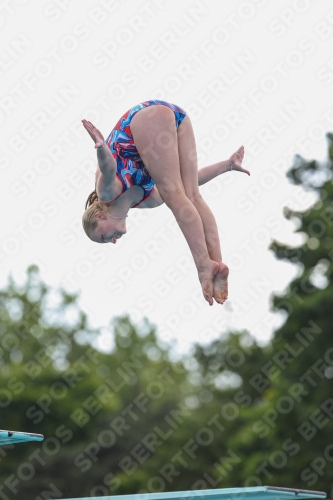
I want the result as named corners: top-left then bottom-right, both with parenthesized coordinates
top-left (85, 189), bottom-right (98, 209)
top-left (82, 193), bottom-right (108, 241)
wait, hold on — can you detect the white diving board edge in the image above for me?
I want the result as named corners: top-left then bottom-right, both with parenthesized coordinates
top-left (63, 486), bottom-right (327, 500)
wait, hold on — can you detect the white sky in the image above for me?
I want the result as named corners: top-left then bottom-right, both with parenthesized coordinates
top-left (1, 0), bottom-right (332, 355)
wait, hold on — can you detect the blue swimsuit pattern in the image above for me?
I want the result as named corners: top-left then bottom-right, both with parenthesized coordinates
top-left (105, 100), bottom-right (187, 207)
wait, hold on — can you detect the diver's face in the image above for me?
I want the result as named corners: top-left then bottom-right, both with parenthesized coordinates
top-left (91, 214), bottom-right (126, 244)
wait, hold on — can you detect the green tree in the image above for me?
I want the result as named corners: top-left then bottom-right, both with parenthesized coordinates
top-left (0, 267), bottom-right (199, 498)
top-left (187, 134), bottom-right (333, 496)
top-left (262, 133), bottom-right (333, 494)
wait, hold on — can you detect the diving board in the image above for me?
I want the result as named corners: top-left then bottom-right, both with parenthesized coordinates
top-left (64, 486), bottom-right (326, 500)
top-left (0, 429), bottom-right (44, 445)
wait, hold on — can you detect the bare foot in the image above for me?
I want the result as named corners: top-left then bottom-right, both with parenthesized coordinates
top-left (198, 261), bottom-right (219, 306)
top-left (213, 263), bottom-right (229, 304)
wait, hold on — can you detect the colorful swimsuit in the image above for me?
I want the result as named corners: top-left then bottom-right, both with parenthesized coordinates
top-left (104, 100), bottom-right (187, 208)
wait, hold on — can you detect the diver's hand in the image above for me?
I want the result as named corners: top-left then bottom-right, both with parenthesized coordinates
top-left (229, 146), bottom-right (250, 176)
top-left (82, 119), bottom-right (105, 149)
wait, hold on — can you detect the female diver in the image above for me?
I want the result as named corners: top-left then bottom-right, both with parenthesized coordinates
top-left (82, 100), bottom-right (249, 306)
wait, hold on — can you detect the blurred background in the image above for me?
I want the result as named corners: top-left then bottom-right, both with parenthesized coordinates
top-left (1, 0), bottom-right (333, 498)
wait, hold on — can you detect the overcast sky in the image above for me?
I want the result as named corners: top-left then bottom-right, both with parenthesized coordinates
top-left (1, 0), bottom-right (332, 355)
